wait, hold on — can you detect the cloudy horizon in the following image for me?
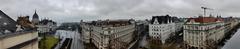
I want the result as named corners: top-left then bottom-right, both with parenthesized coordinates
top-left (0, 0), bottom-right (240, 23)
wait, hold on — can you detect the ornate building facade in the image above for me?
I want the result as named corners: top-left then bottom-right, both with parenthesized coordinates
top-left (37, 19), bottom-right (57, 33)
top-left (148, 15), bottom-right (183, 44)
top-left (183, 16), bottom-right (226, 49)
top-left (81, 19), bottom-right (137, 49)
top-left (80, 22), bottom-right (91, 43)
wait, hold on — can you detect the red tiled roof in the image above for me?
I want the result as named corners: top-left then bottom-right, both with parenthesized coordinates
top-left (190, 17), bottom-right (223, 23)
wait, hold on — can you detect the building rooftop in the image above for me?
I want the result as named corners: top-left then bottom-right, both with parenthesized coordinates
top-left (187, 17), bottom-right (223, 23)
top-left (150, 15), bottom-right (181, 24)
top-left (0, 30), bottom-right (35, 39)
top-left (39, 19), bottom-right (56, 25)
top-left (0, 10), bottom-right (17, 33)
top-left (32, 10), bottom-right (39, 19)
top-left (89, 19), bottom-right (134, 27)
top-left (32, 10), bottom-right (39, 25)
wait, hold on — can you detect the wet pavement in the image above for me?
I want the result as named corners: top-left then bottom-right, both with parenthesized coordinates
top-left (222, 29), bottom-right (240, 49)
top-left (54, 30), bottom-right (84, 49)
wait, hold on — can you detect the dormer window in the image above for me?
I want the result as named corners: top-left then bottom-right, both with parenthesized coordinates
top-left (3, 22), bottom-right (7, 25)
top-left (189, 19), bottom-right (195, 23)
top-left (216, 19), bottom-right (222, 22)
top-left (167, 19), bottom-right (170, 23)
top-left (153, 18), bottom-right (159, 24)
top-left (216, 20), bottom-right (221, 22)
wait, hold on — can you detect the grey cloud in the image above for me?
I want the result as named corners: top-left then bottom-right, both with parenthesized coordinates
top-left (0, 0), bottom-right (240, 22)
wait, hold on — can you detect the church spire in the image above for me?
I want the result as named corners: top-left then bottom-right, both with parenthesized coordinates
top-left (32, 10), bottom-right (39, 25)
top-left (34, 10), bottom-right (36, 14)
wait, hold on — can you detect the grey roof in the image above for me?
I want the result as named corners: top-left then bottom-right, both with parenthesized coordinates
top-left (150, 15), bottom-right (181, 24)
top-left (32, 10), bottom-right (39, 24)
top-left (32, 11), bottom-right (39, 19)
top-left (39, 19), bottom-right (56, 25)
top-left (0, 10), bottom-right (17, 33)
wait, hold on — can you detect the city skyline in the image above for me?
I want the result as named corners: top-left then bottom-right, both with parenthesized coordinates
top-left (0, 0), bottom-right (240, 22)
top-left (1, 0), bottom-right (240, 49)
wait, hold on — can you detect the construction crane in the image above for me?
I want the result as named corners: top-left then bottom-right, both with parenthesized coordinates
top-left (201, 7), bottom-right (213, 16)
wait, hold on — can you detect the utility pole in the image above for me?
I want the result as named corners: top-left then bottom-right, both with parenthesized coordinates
top-left (201, 7), bottom-right (213, 17)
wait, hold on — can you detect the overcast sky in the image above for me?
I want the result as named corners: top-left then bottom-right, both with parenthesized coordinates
top-left (0, 0), bottom-right (240, 22)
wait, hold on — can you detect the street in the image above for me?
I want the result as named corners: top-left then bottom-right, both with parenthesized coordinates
top-left (54, 30), bottom-right (84, 49)
top-left (71, 30), bottom-right (84, 49)
top-left (139, 34), bottom-right (147, 48)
